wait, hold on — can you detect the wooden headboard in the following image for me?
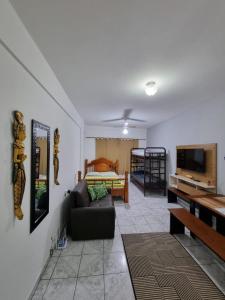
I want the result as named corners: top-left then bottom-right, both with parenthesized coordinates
top-left (84, 158), bottom-right (119, 175)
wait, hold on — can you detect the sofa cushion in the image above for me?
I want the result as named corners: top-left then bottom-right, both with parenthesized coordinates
top-left (71, 180), bottom-right (90, 208)
top-left (93, 184), bottom-right (108, 200)
top-left (90, 194), bottom-right (113, 208)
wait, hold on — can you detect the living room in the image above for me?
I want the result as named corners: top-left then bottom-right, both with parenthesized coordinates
top-left (1, 1), bottom-right (225, 300)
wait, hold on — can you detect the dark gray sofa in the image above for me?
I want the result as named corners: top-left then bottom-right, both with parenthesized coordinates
top-left (68, 180), bottom-right (115, 240)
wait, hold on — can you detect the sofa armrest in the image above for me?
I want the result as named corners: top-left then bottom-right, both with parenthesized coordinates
top-left (70, 207), bottom-right (115, 240)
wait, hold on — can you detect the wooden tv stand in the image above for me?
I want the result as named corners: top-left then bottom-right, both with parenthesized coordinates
top-left (168, 143), bottom-right (217, 203)
top-left (169, 174), bottom-right (216, 196)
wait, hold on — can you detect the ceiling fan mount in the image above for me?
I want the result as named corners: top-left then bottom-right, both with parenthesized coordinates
top-left (102, 109), bottom-right (146, 124)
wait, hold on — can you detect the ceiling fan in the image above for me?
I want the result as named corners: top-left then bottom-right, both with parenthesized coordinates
top-left (102, 109), bottom-right (146, 124)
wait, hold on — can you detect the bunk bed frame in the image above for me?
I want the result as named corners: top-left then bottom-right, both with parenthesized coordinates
top-left (130, 147), bottom-right (167, 196)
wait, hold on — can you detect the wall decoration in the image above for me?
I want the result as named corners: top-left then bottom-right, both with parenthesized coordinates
top-left (53, 128), bottom-right (60, 185)
top-left (13, 111), bottom-right (27, 220)
top-left (30, 120), bottom-right (50, 233)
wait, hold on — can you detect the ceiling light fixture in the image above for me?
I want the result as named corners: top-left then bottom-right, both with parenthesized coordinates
top-left (124, 121), bottom-right (129, 127)
top-left (122, 127), bottom-right (128, 135)
top-left (145, 81), bottom-right (158, 96)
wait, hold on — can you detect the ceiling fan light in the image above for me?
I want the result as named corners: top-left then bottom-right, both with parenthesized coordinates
top-left (124, 121), bottom-right (129, 127)
top-left (145, 81), bottom-right (158, 96)
top-left (122, 127), bottom-right (128, 135)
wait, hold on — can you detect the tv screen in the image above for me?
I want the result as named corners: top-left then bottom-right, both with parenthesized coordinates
top-left (177, 148), bottom-right (206, 173)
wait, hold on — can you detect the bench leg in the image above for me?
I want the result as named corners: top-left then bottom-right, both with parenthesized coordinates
top-left (170, 214), bottom-right (185, 234)
top-left (199, 206), bottom-right (212, 226)
top-left (216, 217), bottom-right (225, 236)
top-left (189, 202), bottom-right (196, 238)
top-left (190, 202), bottom-right (196, 215)
top-left (168, 190), bottom-right (177, 203)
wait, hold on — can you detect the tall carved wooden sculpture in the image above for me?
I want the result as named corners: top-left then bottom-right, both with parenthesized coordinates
top-left (54, 128), bottom-right (60, 185)
top-left (13, 111), bottom-right (27, 220)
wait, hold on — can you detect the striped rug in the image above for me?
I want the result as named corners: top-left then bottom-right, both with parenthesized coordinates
top-left (122, 233), bottom-right (225, 300)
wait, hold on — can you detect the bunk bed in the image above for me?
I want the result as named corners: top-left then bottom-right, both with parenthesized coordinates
top-left (130, 147), bottom-right (167, 196)
top-left (78, 158), bottom-right (129, 203)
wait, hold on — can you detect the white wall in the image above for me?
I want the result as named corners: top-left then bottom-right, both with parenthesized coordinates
top-left (84, 138), bottom-right (96, 162)
top-left (147, 97), bottom-right (225, 194)
top-left (138, 139), bottom-right (147, 149)
top-left (84, 125), bottom-right (146, 162)
top-left (0, 1), bottom-right (83, 300)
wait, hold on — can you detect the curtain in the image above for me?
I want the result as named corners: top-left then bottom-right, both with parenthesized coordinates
top-left (96, 138), bottom-right (138, 174)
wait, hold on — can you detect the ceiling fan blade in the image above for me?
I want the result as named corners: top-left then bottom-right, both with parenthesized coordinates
top-left (102, 118), bottom-right (123, 123)
top-left (123, 109), bottom-right (133, 119)
top-left (127, 118), bottom-right (146, 122)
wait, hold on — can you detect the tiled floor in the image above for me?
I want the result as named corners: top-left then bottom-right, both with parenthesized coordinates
top-left (32, 182), bottom-right (225, 299)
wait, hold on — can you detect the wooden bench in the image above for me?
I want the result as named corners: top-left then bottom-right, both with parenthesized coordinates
top-left (169, 208), bottom-right (225, 261)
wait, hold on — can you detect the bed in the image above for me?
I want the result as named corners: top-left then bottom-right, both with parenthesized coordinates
top-left (78, 158), bottom-right (128, 203)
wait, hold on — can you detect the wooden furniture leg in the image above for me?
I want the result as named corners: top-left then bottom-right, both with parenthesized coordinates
top-left (124, 171), bottom-right (129, 204)
top-left (78, 171), bottom-right (82, 182)
top-left (199, 206), bottom-right (213, 226)
top-left (170, 213), bottom-right (185, 234)
top-left (84, 159), bottom-right (88, 176)
top-left (216, 216), bottom-right (225, 236)
top-left (168, 189), bottom-right (177, 203)
top-left (190, 201), bottom-right (196, 238)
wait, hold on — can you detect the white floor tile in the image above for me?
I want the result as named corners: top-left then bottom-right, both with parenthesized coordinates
top-left (104, 237), bottom-right (124, 253)
top-left (74, 275), bottom-right (104, 300)
top-left (52, 256), bottom-right (81, 279)
top-left (61, 241), bottom-right (84, 256)
top-left (83, 240), bottom-right (104, 254)
top-left (185, 245), bottom-right (215, 265)
top-left (78, 254), bottom-right (103, 277)
top-left (104, 273), bottom-right (135, 300)
top-left (104, 252), bottom-right (128, 274)
top-left (43, 278), bottom-right (76, 300)
top-left (34, 182), bottom-right (225, 299)
top-left (32, 280), bottom-right (49, 300)
top-left (119, 225), bottom-right (136, 234)
top-left (41, 257), bottom-right (58, 280)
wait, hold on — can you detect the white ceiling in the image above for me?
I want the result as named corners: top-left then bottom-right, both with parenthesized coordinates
top-left (10, 0), bottom-right (225, 128)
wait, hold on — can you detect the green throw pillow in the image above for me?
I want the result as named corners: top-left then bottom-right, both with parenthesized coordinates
top-left (93, 184), bottom-right (108, 200)
top-left (88, 186), bottom-right (97, 201)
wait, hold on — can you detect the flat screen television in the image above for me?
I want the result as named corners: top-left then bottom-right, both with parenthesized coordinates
top-left (177, 148), bottom-right (206, 173)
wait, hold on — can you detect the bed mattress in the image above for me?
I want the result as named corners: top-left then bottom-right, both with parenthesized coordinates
top-left (131, 149), bottom-right (145, 157)
top-left (85, 171), bottom-right (125, 188)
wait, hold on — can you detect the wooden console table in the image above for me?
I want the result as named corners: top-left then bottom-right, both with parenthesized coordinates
top-left (168, 186), bottom-right (191, 203)
top-left (168, 187), bottom-right (225, 236)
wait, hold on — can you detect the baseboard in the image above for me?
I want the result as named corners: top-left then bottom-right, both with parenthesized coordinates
top-left (27, 255), bottom-right (51, 300)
